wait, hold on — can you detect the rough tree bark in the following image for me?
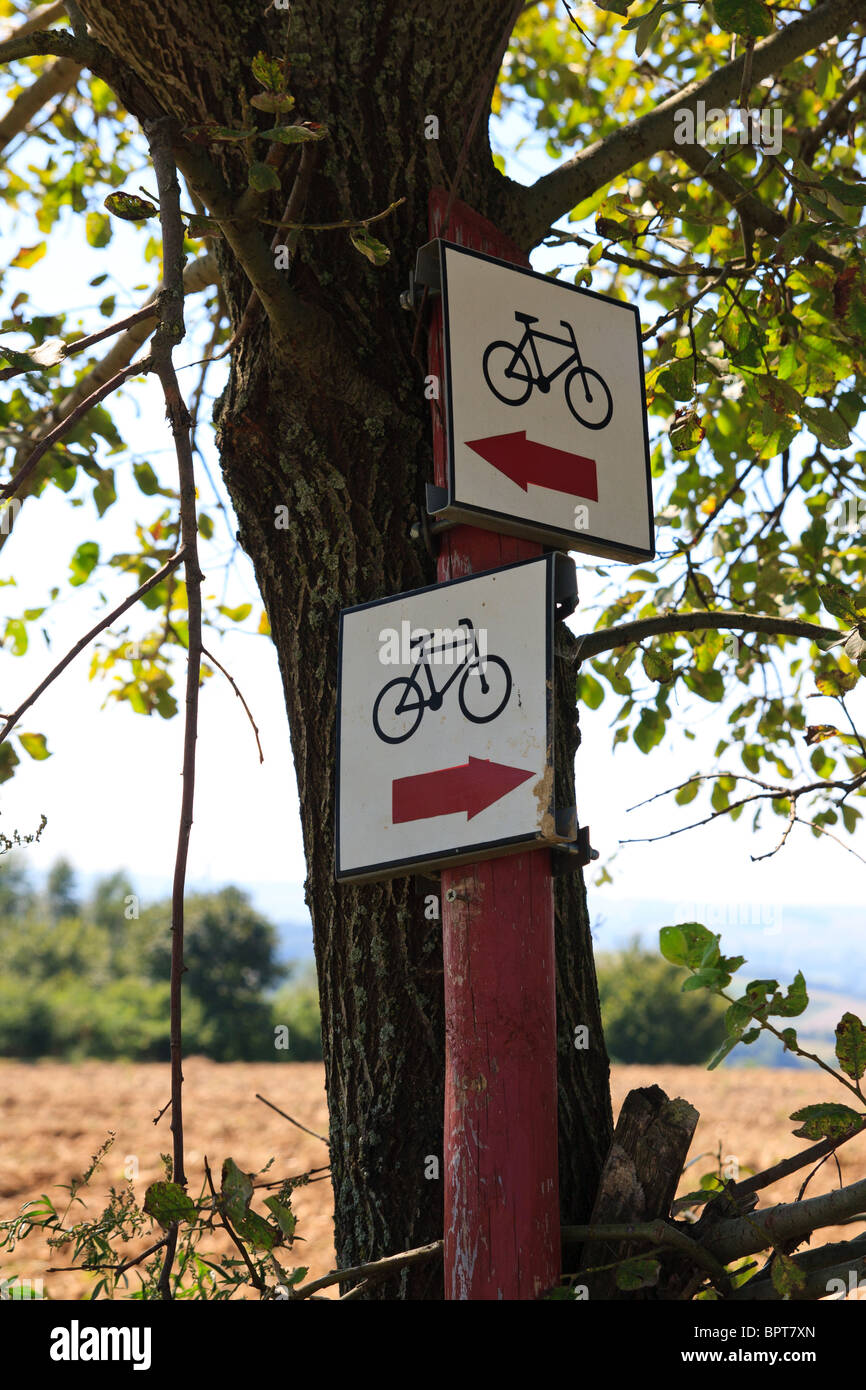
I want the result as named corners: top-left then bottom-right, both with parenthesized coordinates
top-left (74, 0), bottom-right (612, 1295)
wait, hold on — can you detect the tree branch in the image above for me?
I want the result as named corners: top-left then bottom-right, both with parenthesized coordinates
top-left (0, 2), bottom-right (67, 42)
top-left (561, 1219), bottom-right (732, 1294)
top-left (0, 356), bottom-right (149, 503)
top-left (0, 253), bottom-right (217, 552)
top-left (574, 611), bottom-right (840, 664)
top-left (730, 1234), bottom-right (866, 1300)
top-left (0, 55), bottom-right (80, 154)
top-left (509, 0), bottom-right (862, 246)
top-left (701, 1176), bottom-right (866, 1265)
top-left (143, 113), bottom-right (203, 1295)
top-left (0, 548), bottom-right (184, 746)
top-left (673, 143), bottom-right (843, 270)
top-left (288, 1240), bottom-right (443, 1300)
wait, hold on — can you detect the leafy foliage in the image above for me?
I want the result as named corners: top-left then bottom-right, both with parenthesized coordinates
top-left (597, 936), bottom-right (728, 1063)
top-left (0, 1133), bottom-right (314, 1300)
top-left (0, 861), bottom-right (321, 1061)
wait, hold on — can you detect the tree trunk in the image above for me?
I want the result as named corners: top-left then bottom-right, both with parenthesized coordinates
top-left (78, 0), bottom-right (613, 1295)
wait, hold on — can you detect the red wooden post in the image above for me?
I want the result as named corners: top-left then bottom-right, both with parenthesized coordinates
top-left (427, 191), bottom-right (561, 1299)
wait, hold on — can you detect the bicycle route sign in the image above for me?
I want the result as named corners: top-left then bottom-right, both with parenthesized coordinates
top-left (417, 240), bottom-right (655, 562)
top-left (335, 553), bottom-right (577, 883)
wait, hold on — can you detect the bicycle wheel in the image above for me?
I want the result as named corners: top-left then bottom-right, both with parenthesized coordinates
top-left (372, 677), bottom-right (425, 744)
top-left (564, 365), bottom-right (613, 430)
top-left (482, 341), bottom-right (533, 406)
top-left (458, 656), bottom-right (512, 725)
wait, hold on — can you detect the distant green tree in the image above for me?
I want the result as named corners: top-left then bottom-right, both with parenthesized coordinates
top-left (43, 858), bottom-right (79, 923)
top-left (597, 937), bottom-right (727, 1066)
top-left (271, 962), bottom-right (323, 1061)
top-left (142, 888), bottom-right (286, 1061)
top-left (0, 856), bottom-right (31, 918)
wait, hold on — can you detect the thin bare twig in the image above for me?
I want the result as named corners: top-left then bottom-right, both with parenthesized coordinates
top-left (0, 549), bottom-right (184, 746)
top-left (255, 1093), bottom-right (329, 1146)
top-left (728, 1122), bottom-right (866, 1202)
top-left (197, 643), bottom-right (264, 762)
top-left (0, 304), bottom-right (159, 383)
top-left (0, 357), bottom-right (150, 503)
top-left (144, 112), bottom-right (204, 1297)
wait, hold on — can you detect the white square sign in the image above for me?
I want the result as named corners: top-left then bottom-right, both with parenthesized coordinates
top-left (336, 554), bottom-right (576, 883)
top-left (422, 241), bottom-right (654, 561)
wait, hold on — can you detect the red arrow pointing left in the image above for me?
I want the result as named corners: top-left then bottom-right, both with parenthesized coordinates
top-left (465, 430), bottom-right (598, 502)
top-left (392, 756), bottom-right (534, 824)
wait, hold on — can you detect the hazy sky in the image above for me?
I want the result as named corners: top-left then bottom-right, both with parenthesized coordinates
top-left (1, 49), bottom-right (861, 928)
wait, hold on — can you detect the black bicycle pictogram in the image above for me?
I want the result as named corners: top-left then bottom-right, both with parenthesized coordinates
top-left (482, 310), bottom-right (613, 430)
top-left (372, 618), bottom-right (512, 745)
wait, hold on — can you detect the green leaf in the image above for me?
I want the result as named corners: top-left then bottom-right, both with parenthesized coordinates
top-left (633, 0), bottom-right (666, 56)
top-left (815, 669), bottom-right (859, 697)
top-left (669, 406), bottom-right (705, 454)
top-left (69, 541), bottom-right (99, 587)
top-left (250, 91), bottom-right (295, 114)
top-left (85, 212), bottom-right (112, 248)
top-left (251, 51), bottom-right (285, 91)
top-left (0, 743), bottom-right (20, 784)
top-left (642, 647), bottom-right (674, 682)
top-left (616, 1255), bottom-right (660, 1290)
top-left (262, 123), bottom-right (328, 144)
top-left (18, 732), bottom-right (50, 761)
top-left (659, 926), bottom-right (687, 966)
top-left (818, 582), bottom-right (860, 623)
top-left (819, 175), bottom-right (866, 208)
top-left (263, 1196), bottom-right (297, 1241)
top-left (220, 1158), bottom-right (254, 1226)
top-left (349, 228), bottom-right (390, 266)
top-left (591, 0), bottom-right (632, 14)
top-left (10, 242), bottom-right (47, 269)
top-left (133, 461), bottom-right (161, 496)
top-left (4, 618), bottom-right (28, 655)
top-left (707, 1033), bottom-right (740, 1069)
top-left (789, 1102), bottom-right (863, 1141)
top-left (143, 1181), bottom-right (197, 1229)
top-left (248, 161), bottom-right (281, 193)
top-left (185, 215), bottom-right (223, 240)
top-left (0, 338), bottom-right (66, 372)
top-left (713, 0), bottom-right (774, 38)
top-left (659, 922), bottom-right (718, 970)
top-left (577, 672), bottom-right (604, 709)
top-left (675, 778), bottom-right (699, 805)
top-left (217, 602), bottom-right (252, 623)
top-left (769, 971), bottom-right (808, 1018)
top-left (835, 1013), bottom-right (866, 1081)
top-left (104, 192), bottom-right (158, 222)
top-left (771, 1251), bottom-right (807, 1299)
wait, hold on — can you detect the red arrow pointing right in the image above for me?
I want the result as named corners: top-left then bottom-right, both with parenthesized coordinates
top-left (392, 756), bottom-right (534, 824)
top-left (466, 430), bottom-right (598, 502)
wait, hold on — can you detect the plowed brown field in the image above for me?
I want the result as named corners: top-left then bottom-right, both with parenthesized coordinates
top-left (1, 1059), bottom-right (863, 1300)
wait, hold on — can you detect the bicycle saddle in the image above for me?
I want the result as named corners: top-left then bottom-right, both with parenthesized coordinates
top-left (513, 311), bottom-right (538, 324)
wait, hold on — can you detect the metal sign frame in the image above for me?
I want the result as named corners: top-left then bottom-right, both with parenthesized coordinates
top-left (335, 552), bottom-right (577, 884)
top-left (416, 238), bottom-right (656, 563)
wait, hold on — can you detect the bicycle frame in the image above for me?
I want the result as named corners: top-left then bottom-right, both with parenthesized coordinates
top-left (400, 619), bottom-right (487, 707)
top-left (509, 315), bottom-right (584, 389)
